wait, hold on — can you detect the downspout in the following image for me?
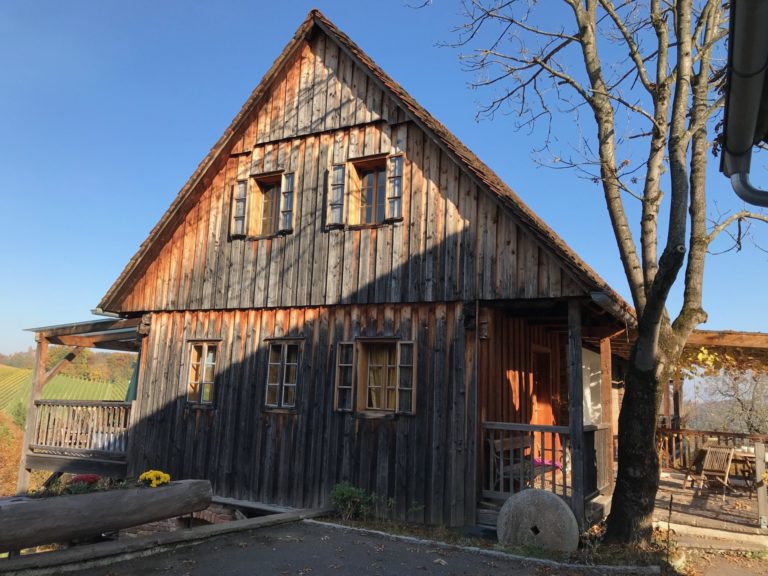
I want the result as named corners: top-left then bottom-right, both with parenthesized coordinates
top-left (722, 0), bottom-right (768, 207)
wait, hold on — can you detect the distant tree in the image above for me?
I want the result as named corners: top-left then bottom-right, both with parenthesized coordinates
top-left (682, 346), bottom-right (768, 434)
top-left (0, 348), bottom-right (35, 369)
top-left (448, 0), bottom-right (768, 544)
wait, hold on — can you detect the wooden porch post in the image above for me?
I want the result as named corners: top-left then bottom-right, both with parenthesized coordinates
top-left (568, 300), bottom-right (585, 529)
top-left (599, 337), bottom-right (614, 487)
top-left (756, 442), bottom-right (767, 530)
top-left (16, 337), bottom-right (48, 494)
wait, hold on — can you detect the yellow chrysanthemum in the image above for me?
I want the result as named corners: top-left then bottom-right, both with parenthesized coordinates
top-left (139, 469), bottom-right (171, 488)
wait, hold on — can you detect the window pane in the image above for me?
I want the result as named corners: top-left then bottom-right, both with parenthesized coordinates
top-left (285, 364), bottom-right (297, 385)
top-left (387, 388), bottom-right (396, 410)
top-left (266, 384), bottom-right (279, 406)
top-left (269, 344), bottom-right (282, 363)
top-left (203, 364), bottom-right (215, 383)
top-left (235, 198), bottom-right (246, 217)
top-left (282, 385), bottom-right (296, 407)
top-left (388, 198), bottom-right (401, 219)
top-left (191, 345), bottom-right (203, 365)
top-left (206, 347), bottom-right (217, 365)
top-left (202, 383), bottom-right (213, 403)
top-left (189, 362), bottom-right (200, 386)
top-left (268, 364), bottom-right (280, 385)
top-left (188, 381), bottom-right (201, 403)
top-left (286, 344), bottom-right (299, 364)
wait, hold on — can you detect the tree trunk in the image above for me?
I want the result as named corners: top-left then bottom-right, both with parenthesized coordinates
top-left (605, 357), bottom-right (664, 543)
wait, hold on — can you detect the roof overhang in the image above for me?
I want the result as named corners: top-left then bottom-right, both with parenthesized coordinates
top-left (26, 317), bottom-right (144, 352)
top-left (720, 0), bottom-right (768, 206)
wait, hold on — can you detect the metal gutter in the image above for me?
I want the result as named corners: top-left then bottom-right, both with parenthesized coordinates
top-left (721, 0), bottom-right (768, 206)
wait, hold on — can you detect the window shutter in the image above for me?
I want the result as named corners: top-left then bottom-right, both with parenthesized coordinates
top-left (335, 342), bottom-right (355, 411)
top-left (328, 164), bottom-right (345, 227)
top-left (279, 172), bottom-right (295, 233)
top-left (396, 341), bottom-right (415, 414)
top-left (386, 155), bottom-right (404, 220)
top-left (231, 181), bottom-right (248, 236)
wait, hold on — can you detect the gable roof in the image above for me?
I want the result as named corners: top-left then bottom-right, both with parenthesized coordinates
top-left (98, 9), bottom-right (634, 323)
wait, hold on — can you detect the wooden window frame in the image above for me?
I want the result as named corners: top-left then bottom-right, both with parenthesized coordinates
top-left (249, 171), bottom-right (295, 239)
top-left (186, 341), bottom-right (218, 406)
top-left (264, 341), bottom-right (301, 411)
top-left (327, 153), bottom-right (405, 229)
top-left (334, 339), bottom-right (416, 415)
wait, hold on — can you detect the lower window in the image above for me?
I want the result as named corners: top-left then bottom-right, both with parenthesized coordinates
top-left (187, 342), bottom-right (217, 405)
top-left (335, 340), bottom-right (415, 414)
top-left (265, 341), bottom-right (301, 409)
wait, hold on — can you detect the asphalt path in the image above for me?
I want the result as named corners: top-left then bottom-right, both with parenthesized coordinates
top-left (62, 521), bottom-right (572, 576)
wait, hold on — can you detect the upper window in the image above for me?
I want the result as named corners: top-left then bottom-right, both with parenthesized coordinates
top-left (327, 155), bottom-right (404, 228)
top-left (265, 341), bottom-right (301, 410)
top-left (230, 172), bottom-right (295, 238)
top-left (187, 342), bottom-right (217, 405)
top-left (335, 340), bottom-right (415, 414)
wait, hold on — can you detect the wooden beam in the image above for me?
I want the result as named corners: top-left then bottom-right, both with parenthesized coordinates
top-left (42, 346), bottom-right (84, 387)
top-left (686, 330), bottom-right (768, 350)
top-left (568, 300), bottom-right (585, 529)
top-left (16, 338), bottom-right (48, 494)
top-left (34, 317), bottom-right (142, 338)
top-left (47, 332), bottom-right (137, 347)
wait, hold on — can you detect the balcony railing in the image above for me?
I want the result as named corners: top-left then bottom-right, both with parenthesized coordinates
top-left (481, 422), bottom-right (571, 502)
top-left (31, 400), bottom-right (131, 459)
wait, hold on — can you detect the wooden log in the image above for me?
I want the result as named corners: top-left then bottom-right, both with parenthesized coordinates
top-left (756, 442), bottom-right (766, 530)
top-left (0, 479), bottom-right (212, 552)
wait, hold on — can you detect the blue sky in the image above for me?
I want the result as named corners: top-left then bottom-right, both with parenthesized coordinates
top-left (0, 1), bottom-right (765, 354)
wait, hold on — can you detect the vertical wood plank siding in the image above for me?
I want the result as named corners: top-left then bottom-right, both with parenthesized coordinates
top-left (128, 304), bottom-right (473, 526)
top-left (113, 34), bottom-right (583, 314)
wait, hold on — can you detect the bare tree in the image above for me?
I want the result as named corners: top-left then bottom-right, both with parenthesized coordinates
top-left (450, 0), bottom-right (768, 543)
top-left (682, 346), bottom-right (768, 434)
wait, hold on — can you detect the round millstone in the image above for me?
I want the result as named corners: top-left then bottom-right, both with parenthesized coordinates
top-left (496, 489), bottom-right (579, 552)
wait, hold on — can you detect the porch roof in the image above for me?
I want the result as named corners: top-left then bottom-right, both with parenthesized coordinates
top-left (25, 317), bottom-right (144, 352)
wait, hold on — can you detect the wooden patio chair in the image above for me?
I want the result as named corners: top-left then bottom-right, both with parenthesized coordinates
top-left (684, 446), bottom-right (735, 500)
top-left (488, 435), bottom-right (534, 493)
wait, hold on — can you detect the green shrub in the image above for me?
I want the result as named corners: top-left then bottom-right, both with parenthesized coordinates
top-left (329, 482), bottom-right (372, 520)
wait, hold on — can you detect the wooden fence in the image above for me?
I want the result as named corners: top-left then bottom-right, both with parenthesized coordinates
top-left (31, 400), bottom-right (131, 457)
top-left (657, 427), bottom-right (768, 470)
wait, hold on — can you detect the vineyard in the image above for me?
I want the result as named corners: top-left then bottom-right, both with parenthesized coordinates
top-left (0, 364), bottom-right (129, 416)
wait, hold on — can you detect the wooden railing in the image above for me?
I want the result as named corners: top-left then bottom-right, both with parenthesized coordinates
top-left (657, 427), bottom-right (768, 470)
top-left (481, 422), bottom-right (571, 502)
top-left (31, 400), bottom-right (131, 458)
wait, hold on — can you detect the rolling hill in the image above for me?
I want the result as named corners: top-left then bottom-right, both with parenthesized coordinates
top-left (0, 364), bottom-right (129, 416)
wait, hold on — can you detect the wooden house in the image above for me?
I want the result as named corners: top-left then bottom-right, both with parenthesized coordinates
top-left (18, 10), bottom-right (634, 528)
